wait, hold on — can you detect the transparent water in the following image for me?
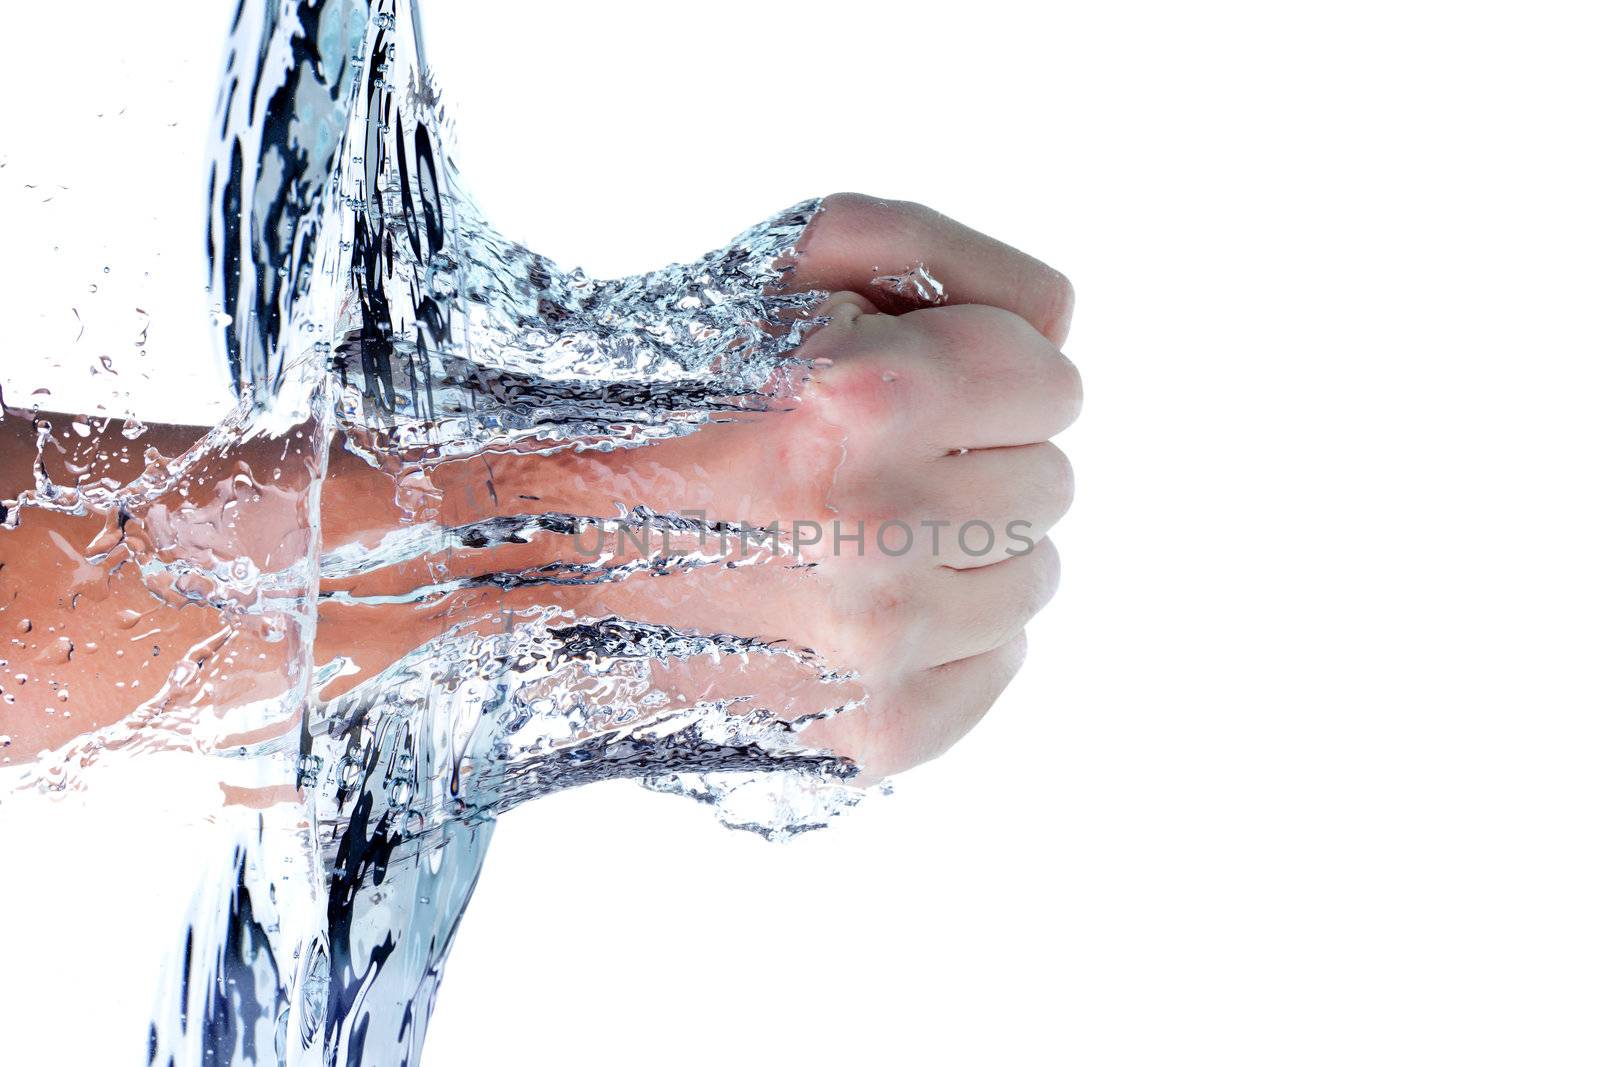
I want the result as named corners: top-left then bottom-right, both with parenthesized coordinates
top-left (0, 2), bottom-right (877, 1062)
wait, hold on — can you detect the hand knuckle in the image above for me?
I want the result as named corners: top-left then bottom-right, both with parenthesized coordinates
top-left (1049, 356), bottom-right (1084, 429)
top-left (1038, 445), bottom-right (1075, 515)
top-left (834, 581), bottom-right (915, 657)
top-left (818, 358), bottom-right (899, 425)
top-left (823, 192), bottom-right (933, 243)
top-left (909, 302), bottom-right (1015, 354)
top-left (1024, 539), bottom-right (1062, 616)
top-left (1042, 269), bottom-right (1075, 339)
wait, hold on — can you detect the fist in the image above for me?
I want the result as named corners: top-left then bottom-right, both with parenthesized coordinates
top-left (316, 193), bottom-right (1080, 781)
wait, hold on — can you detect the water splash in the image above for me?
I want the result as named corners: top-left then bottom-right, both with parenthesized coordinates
top-left (2, 0), bottom-right (874, 1062)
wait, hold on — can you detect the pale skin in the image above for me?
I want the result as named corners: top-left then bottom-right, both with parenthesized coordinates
top-left (0, 193), bottom-right (1079, 782)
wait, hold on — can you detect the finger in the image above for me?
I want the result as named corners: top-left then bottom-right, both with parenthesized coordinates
top-left (832, 443), bottom-right (1071, 570)
top-left (908, 539), bottom-right (1060, 667)
top-left (887, 631), bottom-right (1029, 775)
top-left (790, 193), bottom-right (1075, 346)
top-left (926, 443), bottom-right (1074, 569)
top-left (805, 632), bottom-right (1029, 780)
top-left (809, 289), bottom-right (880, 324)
top-left (804, 303), bottom-right (1081, 453)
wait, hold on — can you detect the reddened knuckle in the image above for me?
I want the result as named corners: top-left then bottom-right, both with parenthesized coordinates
top-left (818, 358), bottom-right (898, 425)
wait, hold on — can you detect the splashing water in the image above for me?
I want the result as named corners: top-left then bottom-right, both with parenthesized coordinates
top-left (0, 1), bottom-right (879, 1062)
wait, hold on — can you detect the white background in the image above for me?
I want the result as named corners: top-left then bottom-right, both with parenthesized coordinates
top-left (423, 2), bottom-right (1600, 1063)
top-left (5, 2), bottom-right (1599, 1064)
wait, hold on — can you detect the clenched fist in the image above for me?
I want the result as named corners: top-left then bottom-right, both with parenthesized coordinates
top-left (316, 193), bottom-right (1081, 779)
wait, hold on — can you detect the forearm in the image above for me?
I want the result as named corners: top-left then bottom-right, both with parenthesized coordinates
top-left (0, 408), bottom-right (319, 761)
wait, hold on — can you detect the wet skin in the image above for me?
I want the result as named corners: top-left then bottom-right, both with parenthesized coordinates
top-left (0, 194), bottom-right (1078, 781)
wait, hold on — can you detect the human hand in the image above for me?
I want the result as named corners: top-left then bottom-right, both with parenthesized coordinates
top-left (316, 193), bottom-right (1080, 781)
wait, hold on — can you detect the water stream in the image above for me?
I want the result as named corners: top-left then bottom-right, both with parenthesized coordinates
top-left (0, 2), bottom-right (876, 1062)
